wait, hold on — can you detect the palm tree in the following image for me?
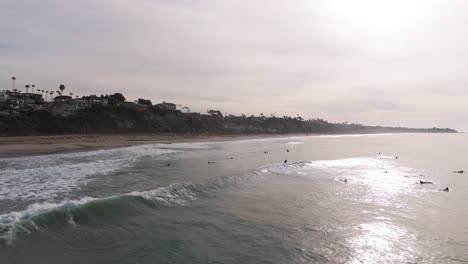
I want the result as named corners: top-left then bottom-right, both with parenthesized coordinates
top-left (32, 84), bottom-right (35, 94)
top-left (59, 84), bottom-right (65, 94)
top-left (50, 91), bottom-right (54, 101)
top-left (70, 92), bottom-right (73, 97)
top-left (11, 77), bottom-right (16, 91)
top-left (25, 85), bottom-right (30, 93)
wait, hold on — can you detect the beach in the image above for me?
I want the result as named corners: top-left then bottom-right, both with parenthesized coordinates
top-left (0, 133), bottom-right (305, 158)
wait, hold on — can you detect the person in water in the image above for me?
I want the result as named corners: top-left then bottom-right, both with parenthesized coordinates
top-left (443, 187), bottom-right (450, 192)
top-left (454, 170), bottom-right (464, 174)
top-left (287, 149), bottom-right (289, 152)
top-left (344, 179), bottom-right (348, 183)
top-left (419, 180), bottom-right (433, 184)
top-left (284, 159), bottom-right (287, 164)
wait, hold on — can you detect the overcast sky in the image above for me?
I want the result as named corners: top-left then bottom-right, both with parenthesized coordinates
top-left (1, 0), bottom-right (467, 130)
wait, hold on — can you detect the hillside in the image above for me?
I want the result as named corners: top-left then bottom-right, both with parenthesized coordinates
top-left (0, 104), bottom-right (458, 136)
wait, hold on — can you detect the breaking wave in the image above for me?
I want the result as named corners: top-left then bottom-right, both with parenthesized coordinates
top-left (0, 143), bottom-right (211, 201)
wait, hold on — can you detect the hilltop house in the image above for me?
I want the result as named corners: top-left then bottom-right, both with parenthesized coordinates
top-left (54, 95), bottom-right (72, 102)
top-left (81, 95), bottom-right (108, 106)
top-left (51, 95), bottom-right (108, 116)
top-left (0, 90), bottom-right (43, 110)
top-left (154, 101), bottom-right (177, 110)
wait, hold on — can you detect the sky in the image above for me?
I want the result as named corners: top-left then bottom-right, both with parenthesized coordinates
top-left (1, 0), bottom-right (468, 131)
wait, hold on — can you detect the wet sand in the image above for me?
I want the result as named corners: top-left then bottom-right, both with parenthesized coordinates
top-left (0, 133), bottom-right (307, 158)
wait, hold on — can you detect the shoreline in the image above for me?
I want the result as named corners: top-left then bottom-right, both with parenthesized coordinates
top-left (0, 133), bottom-right (314, 158)
top-left (0, 132), bottom-right (458, 159)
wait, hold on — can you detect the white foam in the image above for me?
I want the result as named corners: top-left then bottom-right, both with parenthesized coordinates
top-left (0, 196), bottom-right (96, 244)
top-left (128, 183), bottom-right (196, 206)
top-left (0, 182), bottom-right (196, 244)
top-left (287, 141), bottom-right (303, 145)
top-left (316, 133), bottom-right (393, 138)
top-left (0, 142), bottom-right (210, 201)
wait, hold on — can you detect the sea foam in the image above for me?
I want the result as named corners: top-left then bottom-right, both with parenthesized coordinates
top-left (0, 182), bottom-right (197, 244)
top-left (0, 143), bottom-right (209, 201)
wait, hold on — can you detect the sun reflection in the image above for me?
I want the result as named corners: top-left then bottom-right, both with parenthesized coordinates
top-left (348, 222), bottom-right (416, 264)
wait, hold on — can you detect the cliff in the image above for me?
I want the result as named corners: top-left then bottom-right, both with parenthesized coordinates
top-left (0, 105), bottom-right (458, 136)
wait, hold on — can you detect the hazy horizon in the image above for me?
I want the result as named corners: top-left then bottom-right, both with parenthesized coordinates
top-left (1, 0), bottom-right (467, 131)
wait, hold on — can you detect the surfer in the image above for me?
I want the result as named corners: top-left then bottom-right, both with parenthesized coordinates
top-left (395, 156), bottom-right (398, 159)
top-left (344, 179), bottom-right (348, 183)
top-left (208, 161), bottom-right (216, 164)
top-left (443, 187), bottom-right (450, 192)
top-left (264, 151), bottom-right (268, 154)
top-left (284, 159), bottom-right (288, 164)
top-left (419, 180), bottom-right (433, 184)
top-left (384, 171), bottom-right (388, 173)
top-left (287, 149), bottom-right (289, 152)
top-left (167, 163), bottom-right (170, 166)
top-left (454, 170), bottom-right (464, 174)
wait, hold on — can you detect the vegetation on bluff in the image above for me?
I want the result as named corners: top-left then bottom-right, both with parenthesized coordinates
top-left (0, 104), bottom-right (457, 136)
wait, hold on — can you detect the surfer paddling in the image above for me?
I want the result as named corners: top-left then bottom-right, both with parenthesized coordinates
top-left (419, 180), bottom-right (433, 184)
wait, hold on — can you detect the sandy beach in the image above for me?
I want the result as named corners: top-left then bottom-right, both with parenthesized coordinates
top-left (0, 133), bottom-right (304, 158)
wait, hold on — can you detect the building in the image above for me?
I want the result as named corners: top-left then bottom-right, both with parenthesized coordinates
top-left (81, 95), bottom-right (108, 106)
top-left (154, 101), bottom-right (177, 110)
top-left (0, 90), bottom-right (43, 110)
top-left (54, 95), bottom-right (72, 102)
top-left (52, 99), bottom-right (89, 116)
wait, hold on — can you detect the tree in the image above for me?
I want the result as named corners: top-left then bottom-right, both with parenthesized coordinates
top-left (25, 85), bottom-right (30, 93)
top-left (109, 93), bottom-right (126, 105)
top-left (32, 84), bottom-right (35, 93)
top-left (59, 84), bottom-right (65, 94)
top-left (207, 109), bottom-right (223, 117)
top-left (11, 77), bottom-right (15, 91)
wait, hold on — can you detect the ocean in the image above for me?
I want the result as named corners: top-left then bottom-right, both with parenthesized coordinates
top-left (0, 133), bottom-right (467, 263)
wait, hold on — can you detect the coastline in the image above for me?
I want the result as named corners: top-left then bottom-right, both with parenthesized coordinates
top-left (0, 133), bottom-right (313, 158)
